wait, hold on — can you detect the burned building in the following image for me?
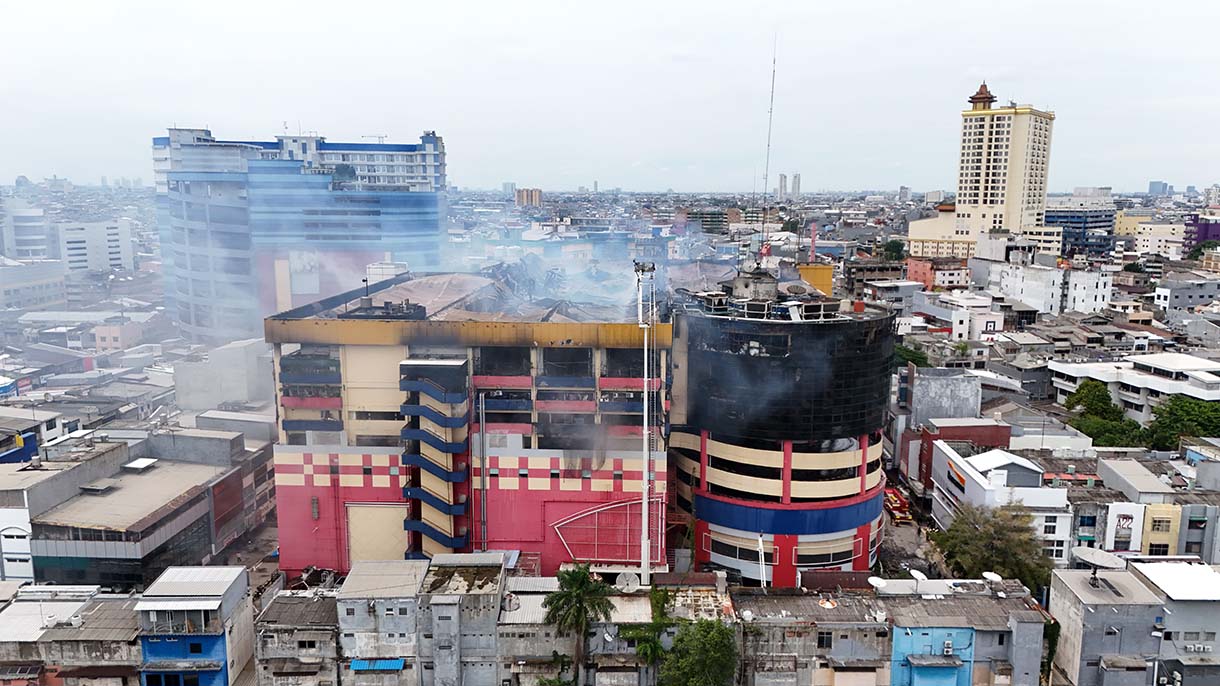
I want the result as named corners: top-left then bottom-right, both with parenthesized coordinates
top-left (669, 268), bottom-right (894, 586)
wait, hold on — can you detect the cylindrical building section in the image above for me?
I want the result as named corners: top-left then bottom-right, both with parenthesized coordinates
top-left (669, 270), bottom-right (894, 586)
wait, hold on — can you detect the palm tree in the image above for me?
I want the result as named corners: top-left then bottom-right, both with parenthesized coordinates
top-left (543, 564), bottom-right (614, 686)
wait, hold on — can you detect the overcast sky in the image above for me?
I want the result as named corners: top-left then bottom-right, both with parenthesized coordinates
top-left (2, 0), bottom-right (1216, 193)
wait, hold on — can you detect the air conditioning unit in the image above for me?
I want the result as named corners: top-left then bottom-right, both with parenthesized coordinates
top-left (1195, 645), bottom-right (1206, 653)
top-left (1185, 645), bottom-right (1196, 652)
top-left (1204, 646), bottom-right (1215, 653)
top-left (943, 647), bottom-right (954, 656)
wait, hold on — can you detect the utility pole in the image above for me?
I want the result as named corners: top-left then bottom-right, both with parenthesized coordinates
top-left (635, 261), bottom-right (656, 585)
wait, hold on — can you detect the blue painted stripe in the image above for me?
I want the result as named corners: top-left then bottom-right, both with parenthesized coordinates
top-left (694, 490), bottom-right (884, 536)
top-left (400, 404), bottom-right (469, 428)
top-left (399, 379), bottom-right (466, 404)
top-left (402, 454), bottom-right (468, 483)
top-left (400, 429), bottom-right (467, 454)
top-left (151, 136), bottom-right (170, 146)
top-left (166, 172), bottom-right (248, 182)
top-left (403, 487), bottom-right (467, 516)
top-left (404, 519), bottom-right (467, 549)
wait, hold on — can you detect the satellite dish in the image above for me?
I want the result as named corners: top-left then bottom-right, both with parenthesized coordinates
top-left (786, 284), bottom-right (807, 294)
top-left (502, 592), bottom-right (520, 612)
top-left (1073, 547), bottom-right (1125, 570)
top-left (616, 572), bottom-right (641, 593)
top-left (867, 576), bottom-right (888, 590)
top-left (982, 571), bottom-right (1003, 583)
top-left (909, 570), bottom-right (929, 582)
top-left (741, 610), bottom-right (754, 622)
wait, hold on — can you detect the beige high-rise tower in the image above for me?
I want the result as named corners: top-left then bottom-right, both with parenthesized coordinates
top-left (955, 83), bottom-right (1054, 237)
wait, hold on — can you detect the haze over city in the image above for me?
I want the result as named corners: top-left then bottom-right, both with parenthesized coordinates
top-left (2, 0), bottom-right (1217, 192)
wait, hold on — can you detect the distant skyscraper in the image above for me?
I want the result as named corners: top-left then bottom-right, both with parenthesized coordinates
top-left (791, 173), bottom-right (801, 198)
top-left (0, 199), bottom-right (50, 259)
top-left (1148, 180), bottom-right (1169, 196)
top-left (100, 176), bottom-right (108, 187)
top-left (1205, 185), bottom-right (1220, 207)
top-left (777, 173), bottom-right (788, 201)
top-left (955, 82), bottom-right (1054, 236)
top-left (515, 188), bottom-right (542, 207)
top-left (502, 181), bottom-right (516, 198)
top-left (153, 128), bottom-right (446, 343)
top-left (593, 180), bottom-right (599, 193)
top-left (898, 185), bottom-right (911, 202)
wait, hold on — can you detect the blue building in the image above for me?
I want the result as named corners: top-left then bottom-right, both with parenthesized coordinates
top-left (1046, 205), bottom-right (1116, 258)
top-left (887, 582), bottom-right (1045, 686)
top-left (0, 417), bottom-right (40, 464)
top-left (137, 566), bottom-right (253, 686)
top-left (152, 129), bottom-right (446, 343)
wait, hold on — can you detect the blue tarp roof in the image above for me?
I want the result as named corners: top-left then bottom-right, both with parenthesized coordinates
top-left (350, 660), bottom-right (405, 672)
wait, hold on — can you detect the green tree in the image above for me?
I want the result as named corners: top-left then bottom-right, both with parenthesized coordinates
top-left (931, 504), bottom-right (1054, 592)
top-left (1064, 379), bottom-right (1149, 447)
top-left (332, 163), bottom-right (356, 181)
top-left (1147, 395), bottom-right (1220, 450)
top-left (895, 344), bottom-right (930, 368)
top-left (1188, 240), bottom-right (1220, 261)
top-left (882, 239), bottom-right (906, 261)
top-left (1122, 262), bottom-right (1145, 273)
top-left (544, 565), bottom-right (614, 686)
top-left (1065, 379), bottom-right (1124, 422)
top-left (660, 620), bottom-right (737, 686)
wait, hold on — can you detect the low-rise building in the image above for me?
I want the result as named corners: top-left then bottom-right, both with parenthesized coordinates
top-left (1050, 568), bottom-right (1162, 686)
top-left (930, 441), bottom-right (1072, 564)
top-left (136, 567), bottom-right (254, 686)
top-left (1050, 353), bottom-right (1220, 425)
top-left (254, 591), bottom-right (340, 686)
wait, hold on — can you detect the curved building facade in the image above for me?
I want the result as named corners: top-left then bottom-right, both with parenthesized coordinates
top-left (670, 270), bottom-right (894, 586)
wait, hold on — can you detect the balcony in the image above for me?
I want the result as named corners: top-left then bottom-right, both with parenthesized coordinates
top-left (400, 404), bottom-right (469, 428)
top-left (535, 400), bottom-right (597, 412)
top-left (282, 419), bottom-right (344, 433)
top-left (402, 453), bottom-right (468, 482)
top-left (535, 376), bottom-right (596, 389)
top-left (281, 396), bottom-right (342, 410)
top-left (280, 370), bottom-right (342, 385)
top-left (403, 487), bottom-right (467, 516)
top-left (599, 400), bottom-right (644, 413)
top-left (482, 398), bottom-right (532, 411)
top-left (404, 518), bottom-right (467, 549)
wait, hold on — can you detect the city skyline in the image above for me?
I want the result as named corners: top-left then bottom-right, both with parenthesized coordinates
top-left (2, 1), bottom-right (1218, 193)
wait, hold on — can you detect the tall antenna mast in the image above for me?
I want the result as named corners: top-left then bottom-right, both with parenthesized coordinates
top-left (759, 35), bottom-right (778, 260)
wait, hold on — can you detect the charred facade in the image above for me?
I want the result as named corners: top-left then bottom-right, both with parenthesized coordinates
top-left (669, 269), bottom-right (894, 586)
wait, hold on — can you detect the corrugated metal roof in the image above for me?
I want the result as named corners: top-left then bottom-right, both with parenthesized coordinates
top-left (498, 594), bottom-right (549, 625)
top-left (143, 567), bottom-right (245, 598)
top-left (38, 598), bottom-right (140, 643)
top-left (506, 577), bottom-right (560, 594)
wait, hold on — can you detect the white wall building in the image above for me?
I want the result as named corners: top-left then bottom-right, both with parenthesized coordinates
top-left (911, 290), bottom-right (1004, 341)
top-left (930, 440), bottom-right (1072, 564)
top-left (1050, 353), bottom-right (1220, 425)
top-left (56, 219), bottom-right (135, 272)
top-left (991, 263), bottom-right (1112, 315)
top-left (0, 201), bottom-right (50, 259)
top-left (956, 83), bottom-right (1054, 236)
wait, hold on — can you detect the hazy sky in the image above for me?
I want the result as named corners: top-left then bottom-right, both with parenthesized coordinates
top-left (2, 1), bottom-right (1217, 193)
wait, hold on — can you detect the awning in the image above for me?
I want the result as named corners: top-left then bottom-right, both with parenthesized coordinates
top-left (1077, 535), bottom-right (1096, 542)
top-left (907, 654), bottom-right (964, 667)
top-left (135, 599), bottom-right (222, 612)
top-left (350, 659), bottom-right (405, 672)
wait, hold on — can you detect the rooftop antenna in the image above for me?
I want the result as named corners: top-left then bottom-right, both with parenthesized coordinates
top-left (361, 278), bottom-right (369, 297)
top-left (758, 33), bottom-right (778, 261)
top-left (362, 135), bottom-right (390, 144)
